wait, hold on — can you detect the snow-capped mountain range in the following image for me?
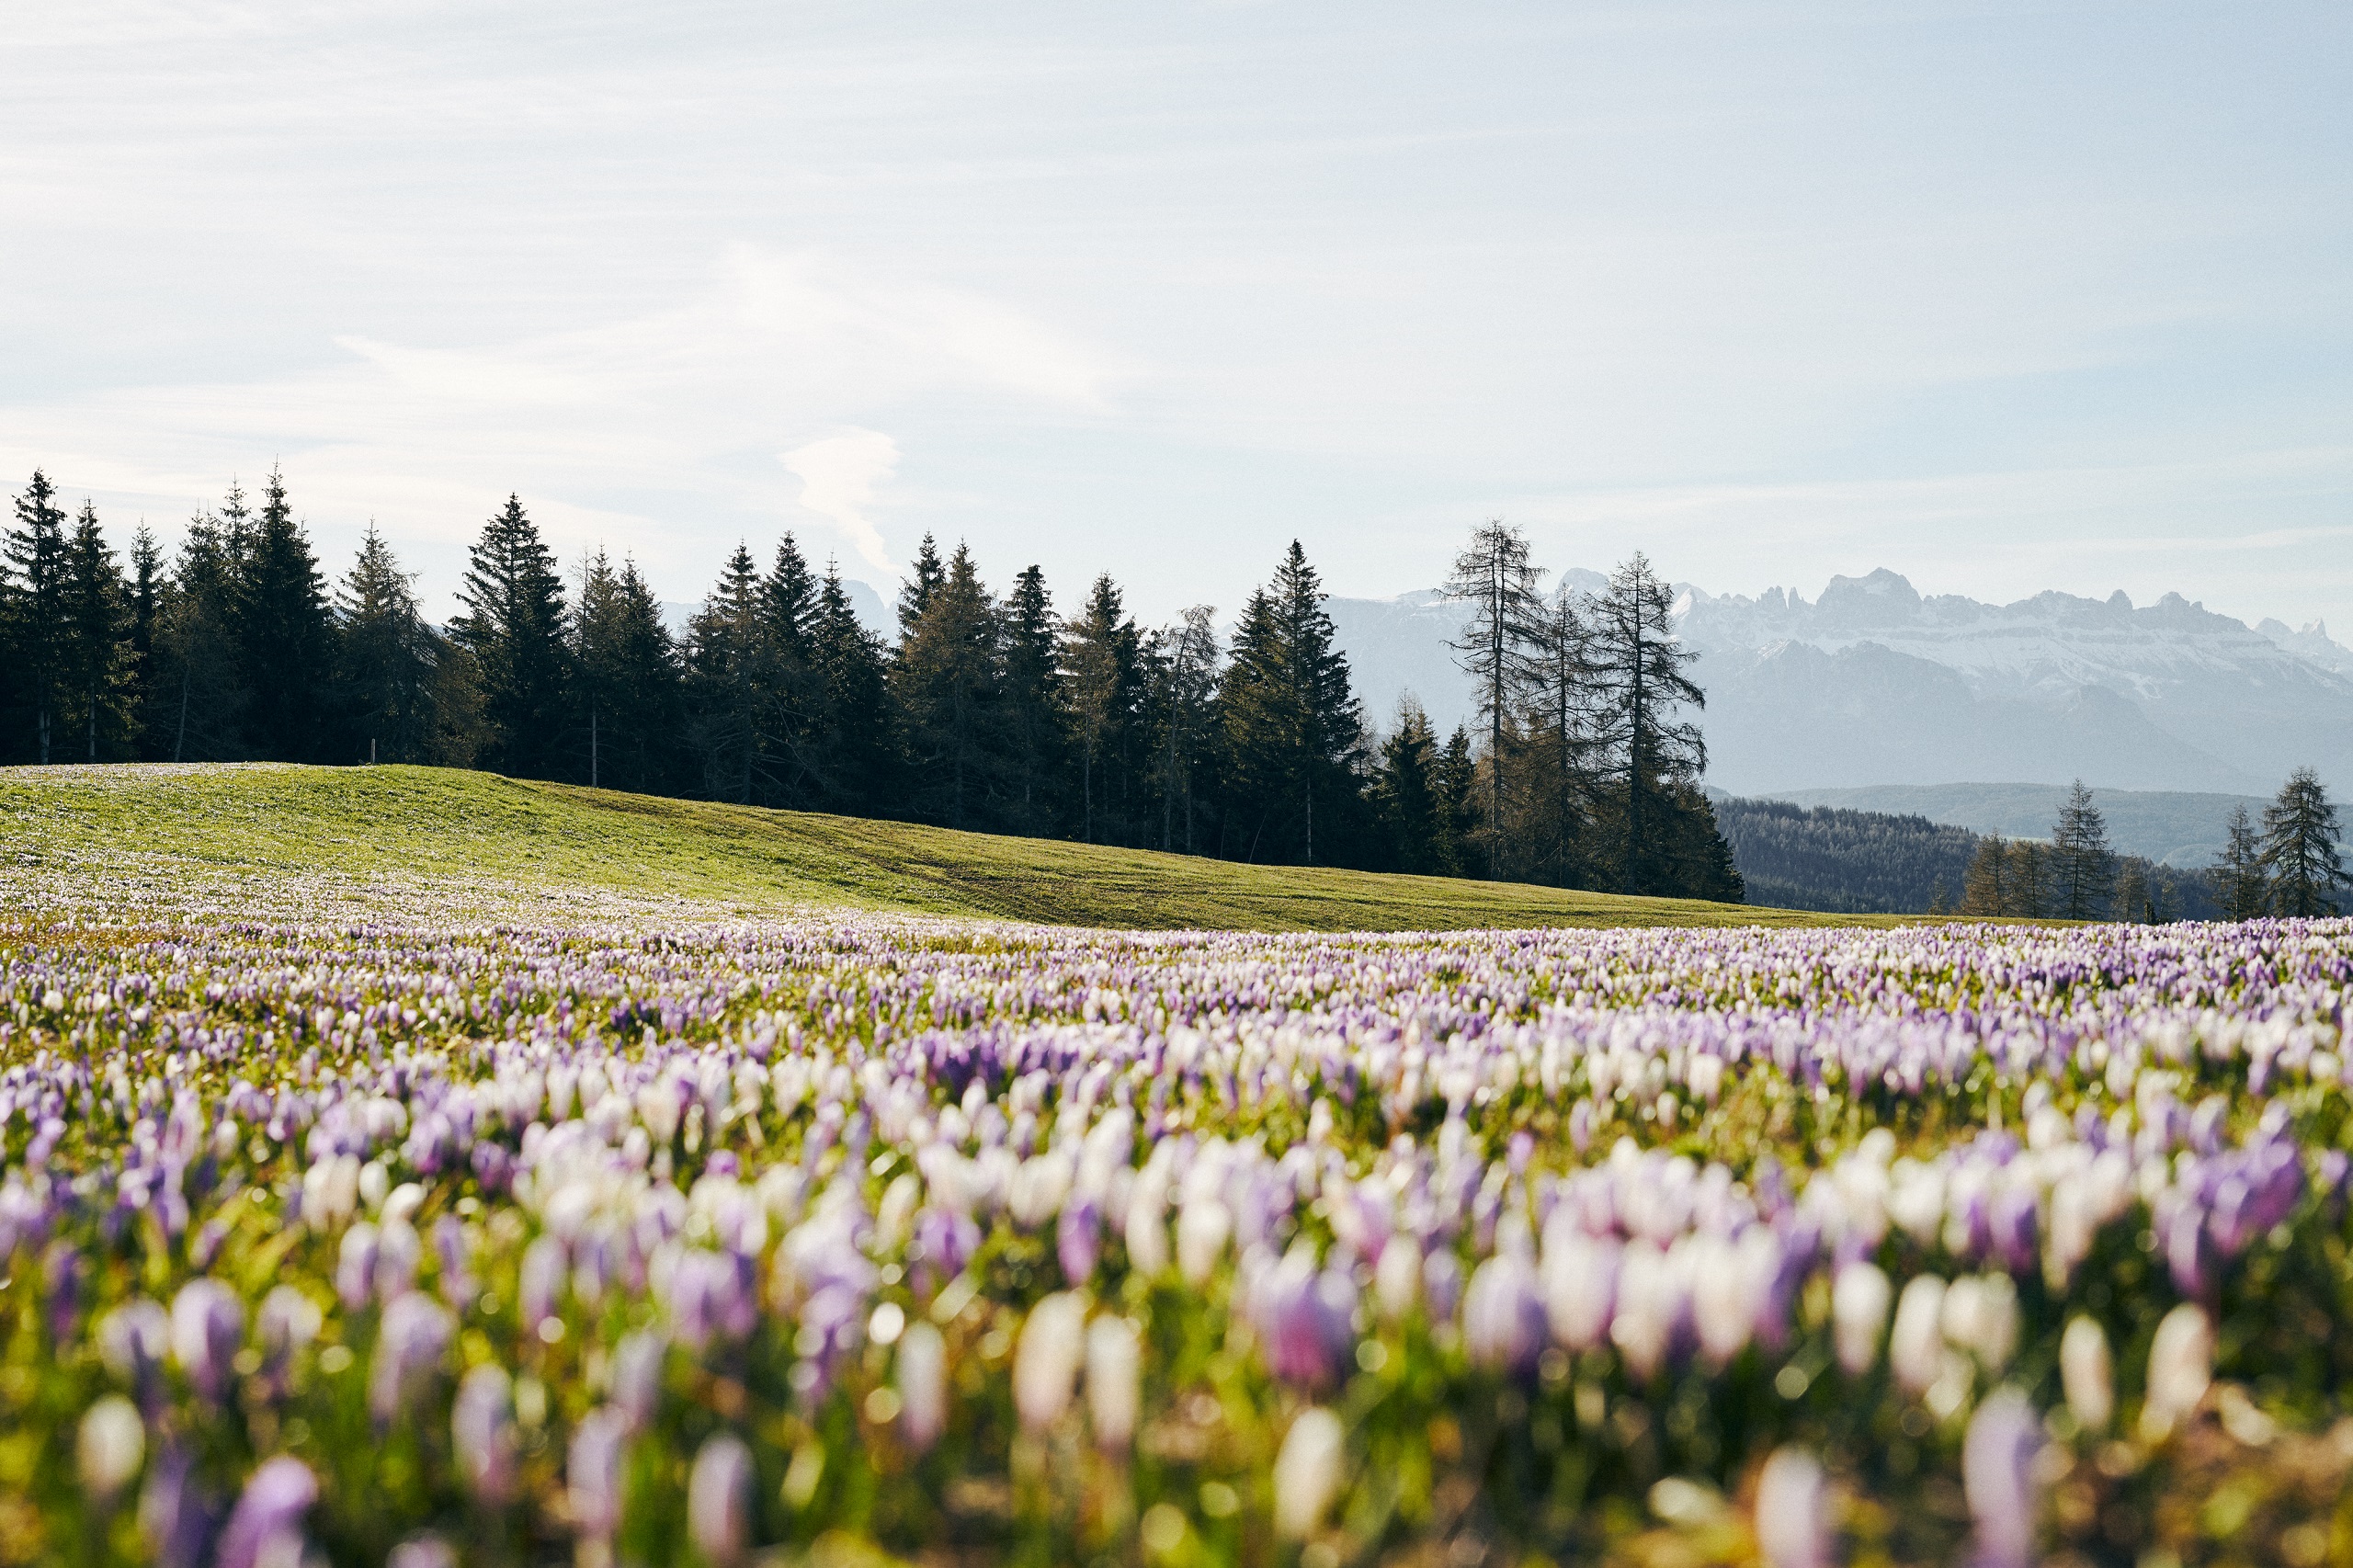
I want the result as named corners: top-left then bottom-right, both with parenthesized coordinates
top-left (1328, 569), bottom-right (2353, 798)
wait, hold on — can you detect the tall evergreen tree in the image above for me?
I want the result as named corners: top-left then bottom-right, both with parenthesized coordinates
top-left (574, 551), bottom-right (683, 795)
top-left (1370, 699), bottom-right (1449, 874)
top-left (1442, 519), bottom-right (1548, 877)
top-left (1521, 585), bottom-right (1597, 886)
top-left (808, 561), bottom-right (897, 812)
top-left (1960, 835), bottom-right (2014, 916)
top-left (452, 494), bottom-right (572, 780)
top-left (128, 525), bottom-right (164, 757)
top-left (1218, 541), bottom-right (1365, 865)
top-left (1151, 605), bottom-right (1222, 855)
top-left (1586, 553), bottom-right (1706, 895)
top-left (60, 501), bottom-right (135, 761)
top-left (2211, 803), bottom-right (2270, 920)
top-left (233, 467), bottom-right (334, 761)
top-left (3, 470), bottom-right (70, 763)
top-left (895, 534), bottom-right (946, 643)
top-left (335, 526), bottom-right (445, 765)
top-left (892, 543), bottom-right (1003, 829)
top-left (998, 565), bottom-right (1067, 837)
top-left (2049, 779), bottom-right (2115, 919)
top-left (2006, 839), bottom-right (2052, 918)
top-left (686, 542), bottom-right (774, 804)
top-left (1063, 574), bottom-right (1148, 845)
top-left (2260, 767), bottom-right (2347, 917)
top-left (1434, 725), bottom-right (1478, 878)
top-left (152, 507), bottom-right (250, 762)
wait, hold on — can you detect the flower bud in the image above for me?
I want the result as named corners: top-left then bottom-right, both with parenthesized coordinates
top-left (1753, 1447), bottom-right (1827, 1568)
top-left (568, 1406), bottom-right (630, 1541)
top-left (1889, 1276), bottom-right (1947, 1396)
top-left (2059, 1316), bottom-right (2113, 1431)
top-left (214, 1457), bottom-right (318, 1568)
top-left (688, 1433), bottom-right (755, 1566)
top-left (369, 1293), bottom-right (455, 1427)
top-left (77, 1395), bottom-right (145, 1503)
top-left (1176, 1197), bottom-right (1231, 1287)
top-left (1272, 1406), bottom-right (1347, 1539)
top-left (1068, 1311), bottom-right (1138, 1452)
top-left (1830, 1262), bottom-right (1891, 1377)
top-left (1962, 1388), bottom-right (2041, 1568)
top-left (452, 1363), bottom-right (518, 1505)
top-left (1463, 1254), bottom-right (1548, 1382)
top-left (896, 1321), bottom-right (949, 1451)
top-left (2141, 1302), bottom-right (2211, 1441)
top-left (1014, 1291), bottom-right (1087, 1431)
top-left (168, 1279), bottom-right (244, 1404)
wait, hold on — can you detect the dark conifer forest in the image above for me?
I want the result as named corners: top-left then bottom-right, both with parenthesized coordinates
top-left (1, 474), bottom-right (1743, 900)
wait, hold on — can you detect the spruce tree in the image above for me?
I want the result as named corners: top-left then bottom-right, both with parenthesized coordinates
top-left (234, 467), bottom-right (334, 761)
top-left (998, 564), bottom-right (1067, 837)
top-left (809, 559), bottom-right (898, 812)
top-left (1434, 726), bottom-right (1477, 877)
top-left (2007, 839), bottom-right (2052, 917)
top-left (153, 506), bottom-right (250, 762)
top-left (1062, 574), bottom-right (1147, 844)
top-left (2260, 767), bottom-right (2347, 917)
top-left (60, 501), bottom-right (135, 761)
top-left (1960, 835), bottom-right (2012, 916)
top-left (128, 525), bottom-right (164, 757)
top-left (1442, 519), bottom-right (1547, 877)
top-left (2212, 803), bottom-right (2269, 920)
top-left (1218, 542), bottom-right (1365, 865)
top-left (896, 533), bottom-right (946, 642)
top-left (686, 542), bottom-right (772, 803)
top-left (1151, 605), bottom-right (1221, 855)
top-left (1523, 585), bottom-right (1597, 886)
top-left (893, 544), bottom-right (1003, 829)
top-left (335, 527), bottom-right (444, 765)
top-left (3, 470), bottom-right (69, 763)
top-left (574, 551), bottom-right (682, 795)
top-left (1587, 553), bottom-right (1706, 895)
top-left (2049, 779), bottom-right (2115, 919)
top-left (1370, 699), bottom-right (1446, 873)
top-left (452, 494), bottom-right (572, 780)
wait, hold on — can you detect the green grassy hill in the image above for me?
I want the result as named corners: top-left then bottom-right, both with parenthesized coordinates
top-left (0, 763), bottom-right (1904, 931)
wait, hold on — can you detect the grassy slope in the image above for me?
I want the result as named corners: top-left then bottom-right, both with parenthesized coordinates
top-left (0, 763), bottom-right (1903, 931)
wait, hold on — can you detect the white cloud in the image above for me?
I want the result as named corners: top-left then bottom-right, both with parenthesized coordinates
top-left (781, 429), bottom-right (902, 576)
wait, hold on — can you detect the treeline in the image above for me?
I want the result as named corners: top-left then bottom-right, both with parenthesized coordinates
top-left (0, 472), bottom-right (1741, 897)
top-left (1712, 798), bottom-right (1979, 915)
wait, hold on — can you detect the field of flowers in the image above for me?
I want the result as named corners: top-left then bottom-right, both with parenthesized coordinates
top-left (6, 867), bottom-right (2353, 1567)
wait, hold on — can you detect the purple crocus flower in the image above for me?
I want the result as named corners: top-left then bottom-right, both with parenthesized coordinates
top-left (568, 1405), bottom-right (631, 1542)
top-left (1422, 1250), bottom-right (1463, 1326)
top-left (169, 1278), bottom-right (244, 1404)
top-left (1250, 1246), bottom-right (1357, 1391)
top-left (1754, 1448), bottom-right (1829, 1568)
top-left (213, 1457), bottom-right (318, 1568)
top-left (452, 1363), bottom-right (519, 1505)
top-left (336, 1223), bottom-right (381, 1313)
top-left (609, 1330), bottom-right (667, 1432)
top-left (688, 1434), bottom-right (756, 1565)
top-left (1962, 1388), bottom-right (2042, 1568)
top-left (137, 1445), bottom-right (213, 1568)
top-left (518, 1234), bottom-right (566, 1332)
top-left (370, 1293), bottom-right (455, 1427)
top-left (1056, 1195), bottom-right (1101, 1287)
top-left (1462, 1253), bottom-right (1549, 1383)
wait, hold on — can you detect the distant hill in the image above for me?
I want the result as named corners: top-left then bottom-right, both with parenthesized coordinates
top-left (1752, 782), bottom-right (2270, 868)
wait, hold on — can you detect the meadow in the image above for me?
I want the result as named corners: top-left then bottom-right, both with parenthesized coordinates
top-left (0, 765), bottom-right (2345, 1567)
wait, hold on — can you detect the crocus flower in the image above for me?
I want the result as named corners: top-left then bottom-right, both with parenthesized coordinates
top-left (1086, 1313), bottom-right (1142, 1450)
top-left (336, 1223), bottom-right (381, 1313)
top-left (77, 1395), bottom-right (145, 1503)
top-left (1753, 1447), bottom-right (1828, 1568)
top-left (1830, 1262), bottom-right (1891, 1377)
top-left (1889, 1276), bottom-right (1948, 1396)
top-left (168, 1278), bottom-right (244, 1404)
top-left (452, 1363), bottom-right (519, 1505)
top-left (1272, 1407), bottom-right (1347, 1539)
top-left (2141, 1303), bottom-right (2212, 1441)
top-left (1252, 1245), bottom-right (1357, 1392)
top-left (568, 1405), bottom-right (630, 1542)
top-left (1014, 1292), bottom-right (1088, 1431)
top-left (896, 1322), bottom-right (949, 1452)
top-left (1463, 1253), bottom-right (1548, 1382)
top-left (609, 1330), bottom-right (666, 1432)
top-left (214, 1457), bottom-right (319, 1568)
top-left (138, 1445), bottom-right (211, 1568)
top-left (1961, 1388), bottom-right (2041, 1568)
top-left (2059, 1317), bottom-right (2112, 1431)
top-left (370, 1293), bottom-right (455, 1427)
top-left (688, 1434), bottom-right (756, 1566)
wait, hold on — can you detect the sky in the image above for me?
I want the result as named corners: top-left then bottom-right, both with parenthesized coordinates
top-left (4, 1), bottom-right (2348, 631)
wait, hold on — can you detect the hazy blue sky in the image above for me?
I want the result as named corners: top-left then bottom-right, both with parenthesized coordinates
top-left (6, 2), bottom-right (2347, 629)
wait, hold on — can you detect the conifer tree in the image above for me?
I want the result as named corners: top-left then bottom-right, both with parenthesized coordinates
top-left (574, 551), bottom-right (681, 795)
top-left (2211, 803), bottom-right (2269, 920)
top-left (1219, 542), bottom-right (1365, 865)
top-left (2049, 779), bottom-right (2115, 919)
top-left (1587, 553), bottom-right (1706, 895)
top-left (1434, 725), bottom-right (1477, 877)
top-left (60, 501), bottom-right (135, 761)
top-left (1442, 519), bottom-right (1547, 877)
top-left (128, 525), bottom-right (164, 756)
top-left (998, 565), bottom-right (1067, 837)
top-left (1151, 605), bottom-right (1221, 855)
top-left (2112, 858), bottom-right (2152, 925)
top-left (2260, 767), bottom-right (2347, 917)
top-left (233, 467), bottom-right (334, 761)
top-left (1960, 835), bottom-right (2013, 915)
top-left (1523, 585), bottom-right (1597, 886)
top-left (453, 494), bottom-right (572, 780)
top-left (153, 506), bottom-right (250, 762)
top-left (893, 543), bottom-right (1002, 829)
top-left (2006, 839), bottom-right (2052, 917)
top-left (335, 526), bottom-right (444, 765)
top-left (807, 561), bottom-right (896, 812)
top-left (895, 534), bottom-right (946, 643)
top-left (3, 470), bottom-right (69, 763)
top-left (1063, 574), bottom-right (1147, 845)
top-left (1370, 699), bottom-right (1447, 873)
top-left (687, 542), bottom-right (772, 803)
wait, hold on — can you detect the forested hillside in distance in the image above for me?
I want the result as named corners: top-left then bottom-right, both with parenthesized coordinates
top-left (1714, 798), bottom-right (1978, 915)
top-left (1716, 795), bottom-right (2223, 918)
